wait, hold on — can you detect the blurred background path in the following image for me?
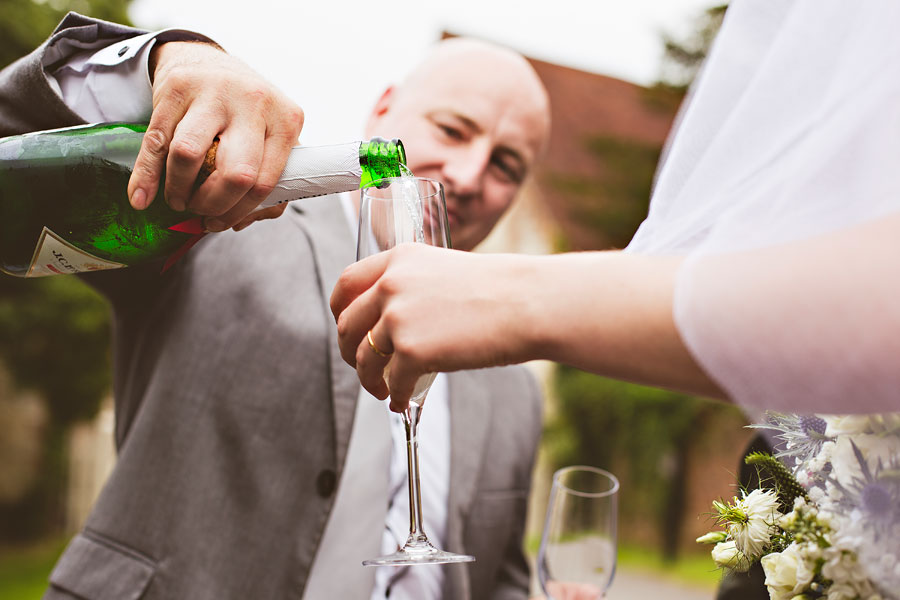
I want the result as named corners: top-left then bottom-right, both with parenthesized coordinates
top-left (609, 568), bottom-right (714, 600)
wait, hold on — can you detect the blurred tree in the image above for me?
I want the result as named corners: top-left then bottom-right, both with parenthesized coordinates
top-left (0, 0), bottom-right (132, 540)
top-left (658, 4), bottom-right (728, 91)
top-left (548, 134), bottom-right (662, 251)
top-left (1, 0), bottom-right (132, 70)
top-left (0, 271), bottom-right (113, 541)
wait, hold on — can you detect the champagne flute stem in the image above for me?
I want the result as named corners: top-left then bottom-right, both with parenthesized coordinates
top-left (402, 403), bottom-right (427, 544)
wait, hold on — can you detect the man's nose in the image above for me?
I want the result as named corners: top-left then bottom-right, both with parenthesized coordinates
top-left (442, 146), bottom-right (489, 198)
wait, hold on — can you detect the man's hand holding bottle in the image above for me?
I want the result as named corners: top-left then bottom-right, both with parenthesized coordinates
top-left (129, 40), bottom-right (305, 233)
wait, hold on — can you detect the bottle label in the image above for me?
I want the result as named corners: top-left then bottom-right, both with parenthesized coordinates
top-left (27, 227), bottom-right (126, 277)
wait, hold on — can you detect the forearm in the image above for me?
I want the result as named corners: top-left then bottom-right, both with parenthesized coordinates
top-left (672, 212), bottom-right (900, 413)
top-left (332, 245), bottom-right (726, 409)
top-left (517, 252), bottom-right (726, 399)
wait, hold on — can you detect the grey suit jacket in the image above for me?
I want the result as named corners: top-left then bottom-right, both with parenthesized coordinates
top-left (1, 14), bottom-right (543, 599)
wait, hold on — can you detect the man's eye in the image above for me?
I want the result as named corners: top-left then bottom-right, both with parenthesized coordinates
top-left (438, 124), bottom-right (464, 140)
top-left (493, 160), bottom-right (523, 184)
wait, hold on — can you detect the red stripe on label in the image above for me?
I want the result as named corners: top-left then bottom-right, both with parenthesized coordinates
top-left (168, 217), bottom-right (206, 234)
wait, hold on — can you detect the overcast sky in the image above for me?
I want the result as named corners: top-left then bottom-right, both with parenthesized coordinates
top-left (130, 0), bottom-right (716, 144)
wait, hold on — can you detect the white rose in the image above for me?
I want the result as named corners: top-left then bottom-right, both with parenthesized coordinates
top-left (823, 415), bottom-right (872, 436)
top-left (824, 412), bottom-right (900, 437)
top-left (711, 541), bottom-right (751, 572)
top-left (866, 413), bottom-right (900, 435)
top-left (761, 543), bottom-right (814, 600)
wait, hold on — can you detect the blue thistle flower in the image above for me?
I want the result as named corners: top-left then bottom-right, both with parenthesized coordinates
top-left (861, 482), bottom-right (892, 517)
top-left (825, 441), bottom-right (900, 538)
top-left (752, 412), bottom-right (832, 469)
top-left (799, 415), bottom-right (827, 437)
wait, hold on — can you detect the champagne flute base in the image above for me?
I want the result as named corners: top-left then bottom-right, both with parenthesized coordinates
top-left (363, 539), bottom-right (474, 566)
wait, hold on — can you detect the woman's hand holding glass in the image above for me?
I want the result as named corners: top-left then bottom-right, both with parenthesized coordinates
top-left (333, 244), bottom-right (539, 412)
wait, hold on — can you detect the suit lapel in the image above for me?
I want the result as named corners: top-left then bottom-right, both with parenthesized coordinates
top-left (288, 197), bottom-right (359, 471)
top-left (443, 370), bottom-right (493, 599)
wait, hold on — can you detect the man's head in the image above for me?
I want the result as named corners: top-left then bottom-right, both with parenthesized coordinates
top-left (365, 38), bottom-right (551, 252)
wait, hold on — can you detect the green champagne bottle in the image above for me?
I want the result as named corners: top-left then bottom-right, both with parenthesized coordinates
top-left (0, 122), bottom-right (406, 277)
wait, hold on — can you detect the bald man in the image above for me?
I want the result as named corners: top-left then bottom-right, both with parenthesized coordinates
top-left (364, 38), bottom-right (550, 253)
top-left (0, 14), bottom-right (550, 600)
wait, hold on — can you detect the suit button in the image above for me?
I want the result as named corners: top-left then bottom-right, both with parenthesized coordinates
top-left (316, 470), bottom-right (336, 497)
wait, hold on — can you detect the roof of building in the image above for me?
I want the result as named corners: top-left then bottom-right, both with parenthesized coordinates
top-left (526, 56), bottom-right (683, 250)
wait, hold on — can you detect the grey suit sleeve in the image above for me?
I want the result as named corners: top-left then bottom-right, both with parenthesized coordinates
top-left (0, 12), bottom-right (149, 137)
top-left (0, 13), bottom-right (216, 303)
top-left (490, 368), bottom-right (544, 600)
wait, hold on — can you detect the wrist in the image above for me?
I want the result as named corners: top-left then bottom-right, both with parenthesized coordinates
top-left (518, 251), bottom-right (625, 367)
top-left (504, 254), bottom-right (557, 364)
top-left (149, 39), bottom-right (225, 84)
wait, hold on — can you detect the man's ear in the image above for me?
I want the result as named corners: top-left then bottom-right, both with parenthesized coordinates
top-left (365, 86), bottom-right (395, 132)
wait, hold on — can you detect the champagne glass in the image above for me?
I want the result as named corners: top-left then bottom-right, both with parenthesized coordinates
top-left (538, 466), bottom-right (619, 599)
top-left (357, 176), bottom-right (474, 566)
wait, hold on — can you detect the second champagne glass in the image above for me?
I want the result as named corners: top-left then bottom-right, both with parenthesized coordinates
top-left (357, 176), bottom-right (475, 566)
top-left (538, 466), bottom-right (619, 599)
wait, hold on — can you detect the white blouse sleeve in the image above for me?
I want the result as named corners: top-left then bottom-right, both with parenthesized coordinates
top-left (673, 214), bottom-right (900, 414)
top-left (627, 0), bottom-right (900, 414)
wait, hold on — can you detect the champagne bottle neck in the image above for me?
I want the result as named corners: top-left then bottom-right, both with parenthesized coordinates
top-left (259, 138), bottom-right (406, 209)
top-left (359, 137), bottom-right (407, 188)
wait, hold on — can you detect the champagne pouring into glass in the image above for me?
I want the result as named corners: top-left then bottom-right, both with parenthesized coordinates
top-left (357, 176), bottom-right (474, 567)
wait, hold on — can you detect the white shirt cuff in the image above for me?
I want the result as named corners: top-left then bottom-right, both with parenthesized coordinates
top-left (47, 29), bottom-right (216, 123)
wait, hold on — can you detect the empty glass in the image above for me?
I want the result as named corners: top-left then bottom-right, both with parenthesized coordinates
top-left (538, 466), bottom-right (619, 599)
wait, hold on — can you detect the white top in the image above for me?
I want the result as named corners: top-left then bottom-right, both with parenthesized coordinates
top-left (51, 37), bottom-right (451, 599)
top-left (627, 0), bottom-right (900, 414)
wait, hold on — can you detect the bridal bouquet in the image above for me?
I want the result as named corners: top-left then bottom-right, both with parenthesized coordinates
top-left (697, 413), bottom-right (900, 600)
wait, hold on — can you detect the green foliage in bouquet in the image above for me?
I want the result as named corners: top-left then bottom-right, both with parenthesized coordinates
top-left (745, 451), bottom-right (810, 514)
